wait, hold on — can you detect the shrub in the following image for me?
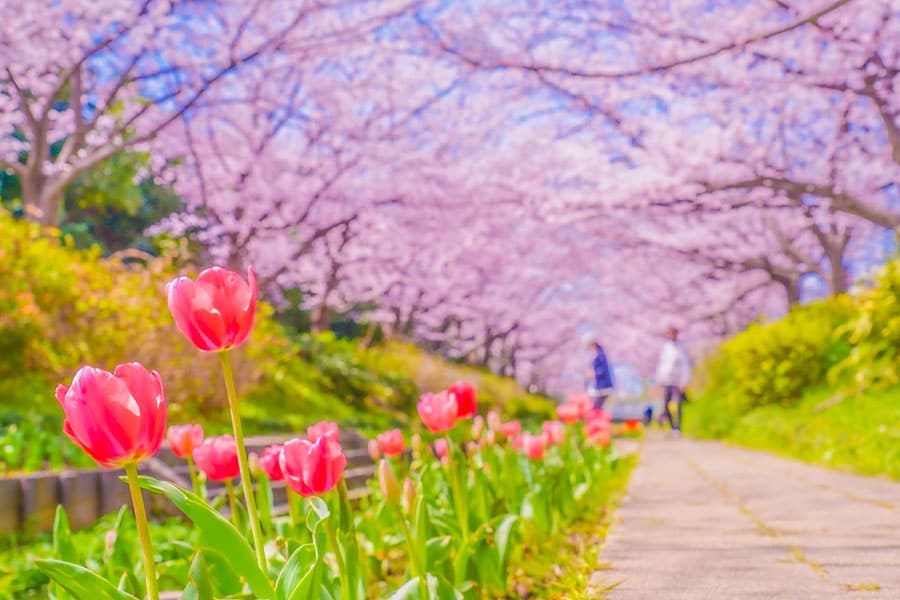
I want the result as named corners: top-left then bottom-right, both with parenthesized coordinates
top-left (696, 296), bottom-right (855, 413)
top-left (831, 260), bottom-right (900, 391)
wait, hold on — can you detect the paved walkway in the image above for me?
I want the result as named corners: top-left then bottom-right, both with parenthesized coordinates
top-left (591, 434), bottom-right (900, 599)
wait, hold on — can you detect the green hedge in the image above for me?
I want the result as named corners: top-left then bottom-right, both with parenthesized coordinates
top-left (686, 258), bottom-right (900, 478)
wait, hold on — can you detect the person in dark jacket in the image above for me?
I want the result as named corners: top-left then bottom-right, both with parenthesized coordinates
top-left (588, 338), bottom-right (614, 410)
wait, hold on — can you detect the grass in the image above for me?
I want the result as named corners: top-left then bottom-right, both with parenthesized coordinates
top-left (0, 511), bottom-right (193, 599)
top-left (509, 453), bottom-right (637, 598)
top-left (684, 385), bottom-right (900, 480)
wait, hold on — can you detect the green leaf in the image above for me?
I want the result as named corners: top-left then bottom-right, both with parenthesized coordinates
top-left (276, 503), bottom-right (329, 600)
top-left (135, 476), bottom-right (275, 599)
top-left (52, 506), bottom-right (78, 563)
top-left (35, 559), bottom-right (139, 600)
top-left (389, 574), bottom-right (462, 600)
top-left (182, 552), bottom-right (216, 600)
top-left (257, 474), bottom-right (274, 537)
top-left (492, 514), bottom-right (519, 576)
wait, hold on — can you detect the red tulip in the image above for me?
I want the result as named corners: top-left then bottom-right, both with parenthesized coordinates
top-left (280, 435), bottom-right (347, 497)
top-left (193, 435), bottom-right (240, 481)
top-left (624, 419), bottom-right (642, 432)
top-left (166, 267), bottom-right (257, 352)
top-left (56, 363), bottom-right (166, 468)
top-left (417, 391), bottom-right (458, 433)
top-left (259, 444), bottom-right (284, 481)
top-left (307, 421), bottom-right (340, 442)
top-left (500, 421), bottom-right (521, 438)
top-left (377, 429), bottom-right (405, 457)
top-left (542, 421), bottom-right (566, 445)
top-left (521, 433), bottom-right (546, 460)
top-left (433, 437), bottom-right (449, 460)
top-left (167, 424), bottom-right (204, 459)
top-left (556, 403), bottom-right (581, 424)
top-left (448, 381), bottom-right (477, 419)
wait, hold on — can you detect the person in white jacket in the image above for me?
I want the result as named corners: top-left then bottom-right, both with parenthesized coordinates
top-left (655, 327), bottom-right (691, 432)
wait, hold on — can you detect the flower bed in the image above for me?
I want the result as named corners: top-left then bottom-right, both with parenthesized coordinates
top-left (29, 265), bottom-right (623, 599)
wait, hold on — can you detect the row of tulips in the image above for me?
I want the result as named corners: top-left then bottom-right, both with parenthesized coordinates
top-left (38, 266), bottom-right (623, 599)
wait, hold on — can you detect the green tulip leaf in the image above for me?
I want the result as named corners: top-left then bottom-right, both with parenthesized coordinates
top-left (35, 559), bottom-right (139, 600)
top-left (52, 506), bottom-right (78, 563)
top-left (135, 476), bottom-right (275, 599)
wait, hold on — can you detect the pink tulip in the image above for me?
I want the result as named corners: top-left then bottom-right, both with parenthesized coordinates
top-left (377, 429), bottom-right (405, 457)
top-left (193, 435), bottom-right (240, 481)
top-left (500, 421), bottom-right (521, 438)
top-left (471, 415), bottom-right (485, 440)
top-left (56, 363), bottom-right (166, 468)
top-left (586, 416), bottom-right (611, 438)
top-left (486, 410), bottom-right (502, 433)
top-left (368, 439), bottom-right (382, 461)
top-left (417, 391), bottom-right (458, 433)
top-left (280, 435), bottom-right (347, 497)
top-left (433, 438), bottom-right (449, 460)
top-left (259, 444), bottom-right (284, 481)
top-left (589, 430), bottom-right (611, 448)
top-left (167, 424), bottom-right (204, 459)
top-left (448, 381), bottom-right (477, 419)
top-left (586, 408), bottom-right (612, 424)
top-left (542, 421), bottom-right (566, 445)
top-left (556, 403), bottom-right (581, 424)
top-left (307, 421), bottom-right (340, 442)
top-left (166, 266), bottom-right (257, 352)
top-left (521, 433), bottom-right (546, 460)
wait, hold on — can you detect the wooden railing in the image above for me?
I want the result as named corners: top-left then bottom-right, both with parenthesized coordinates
top-left (0, 433), bottom-right (373, 536)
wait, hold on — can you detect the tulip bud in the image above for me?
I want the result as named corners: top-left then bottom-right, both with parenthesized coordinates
top-left (368, 439), bottom-right (381, 462)
top-left (248, 451), bottom-right (261, 478)
top-left (378, 459), bottom-right (401, 505)
top-left (104, 530), bottom-right (117, 552)
top-left (471, 415), bottom-right (485, 440)
top-left (485, 430), bottom-right (496, 445)
top-left (486, 410), bottom-right (501, 433)
top-left (466, 441), bottom-right (479, 456)
top-left (402, 477), bottom-right (416, 515)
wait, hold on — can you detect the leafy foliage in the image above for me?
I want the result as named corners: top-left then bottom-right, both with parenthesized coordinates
top-left (695, 295), bottom-right (855, 415)
top-left (688, 258), bottom-right (900, 476)
top-left (831, 260), bottom-right (900, 391)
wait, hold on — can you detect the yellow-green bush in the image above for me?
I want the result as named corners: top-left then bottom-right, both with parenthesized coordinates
top-left (831, 261), bottom-right (900, 391)
top-left (696, 296), bottom-right (855, 414)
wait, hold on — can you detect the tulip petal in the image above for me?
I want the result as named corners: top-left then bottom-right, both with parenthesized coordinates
top-left (64, 368), bottom-right (140, 465)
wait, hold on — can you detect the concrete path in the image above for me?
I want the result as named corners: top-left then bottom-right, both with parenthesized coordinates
top-left (591, 434), bottom-right (900, 599)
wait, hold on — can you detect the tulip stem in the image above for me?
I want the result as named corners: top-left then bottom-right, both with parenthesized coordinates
top-left (186, 456), bottom-right (202, 497)
top-left (446, 441), bottom-right (469, 540)
top-left (124, 463), bottom-right (159, 600)
top-left (219, 350), bottom-right (267, 572)
top-left (325, 514), bottom-right (351, 600)
top-left (287, 488), bottom-right (301, 530)
top-left (396, 507), bottom-right (428, 597)
top-left (225, 479), bottom-right (239, 527)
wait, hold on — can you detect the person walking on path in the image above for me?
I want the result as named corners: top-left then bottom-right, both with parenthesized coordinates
top-left (655, 327), bottom-right (691, 432)
top-left (587, 337), bottom-right (614, 410)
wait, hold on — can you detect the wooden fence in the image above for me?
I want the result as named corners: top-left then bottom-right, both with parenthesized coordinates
top-left (0, 433), bottom-right (373, 536)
